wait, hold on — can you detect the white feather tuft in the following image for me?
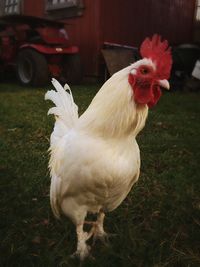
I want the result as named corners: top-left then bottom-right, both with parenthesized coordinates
top-left (45, 78), bottom-right (79, 218)
top-left (45, 78), bottom-right (78, 143)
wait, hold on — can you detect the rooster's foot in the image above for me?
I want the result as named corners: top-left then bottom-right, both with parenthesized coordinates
top-left (93, 230), bottom-right (108, 245)
top-left (70, 243), bottom-right (91, 261)
top-left (93, 230), bottom-right (117, 246)
top-left (74, 224), bottom-right (95, 261)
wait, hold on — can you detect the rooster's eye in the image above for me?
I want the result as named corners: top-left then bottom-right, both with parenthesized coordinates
top-left (140, 68), bottom-right (149, 75)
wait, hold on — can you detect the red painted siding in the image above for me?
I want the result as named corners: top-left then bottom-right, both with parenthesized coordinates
top-left (23, 0), bottom-right (45, 17)
top-left (22, 0), bottom-right (196, 76)
top-left (100, 0), bottom-right (196, 46)
top-left (64, 0), bottom-right (102, 76)
top-left (64, 0), bottom-right (196, 76)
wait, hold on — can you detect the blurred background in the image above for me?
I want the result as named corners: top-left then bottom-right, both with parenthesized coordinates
top-left (0, 0), bottom-right (200, 88)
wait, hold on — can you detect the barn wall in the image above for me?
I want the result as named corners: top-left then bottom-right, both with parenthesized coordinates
top-left (21, 0), bottom-right (196, 77)
top-left (100, 0), bottom-right (196, 47)
top-left (23, 0), bottom-right (45, 17)
top-left (66, 0), bottom-right (196, 76)
top-left (63, 0), bottom-right (102, 76)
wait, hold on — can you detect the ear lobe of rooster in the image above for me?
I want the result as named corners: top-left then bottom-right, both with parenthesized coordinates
top-left (128, 73), bottom-right (135, 88)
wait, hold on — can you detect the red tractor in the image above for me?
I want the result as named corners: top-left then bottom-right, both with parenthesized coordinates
top-left (0, 15), bottom-right (82, 86)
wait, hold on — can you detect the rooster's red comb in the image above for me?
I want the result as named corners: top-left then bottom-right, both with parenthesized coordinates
top-left (140, 34), bottom-right (172, 80)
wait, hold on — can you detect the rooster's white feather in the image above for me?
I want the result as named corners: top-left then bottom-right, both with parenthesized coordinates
top-left (45, 78), bottom-right (78, 217)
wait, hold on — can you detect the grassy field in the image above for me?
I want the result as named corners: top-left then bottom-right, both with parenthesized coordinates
top-left (0, 82), bottom-right (200, 267)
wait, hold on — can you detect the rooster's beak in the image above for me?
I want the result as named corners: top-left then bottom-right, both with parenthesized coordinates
top-left (158, 79), bottom-right (170, 90)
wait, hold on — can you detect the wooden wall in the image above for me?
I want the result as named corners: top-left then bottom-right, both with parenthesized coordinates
top-left (100, 0), bottom-right (196, 46)
top-left (22, 0), bottom-right (196, 77)
top-left (64, 0), bottom-right (196, 76)
top-left (64, 0), bottom-right (101, 76)
top-left (23, 0), bottom-right (45, 17)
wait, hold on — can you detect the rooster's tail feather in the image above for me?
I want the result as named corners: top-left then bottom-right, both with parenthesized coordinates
top-left (45, 78), bottom-right (78, 218)
top-left (45, 78), bottom-right (78, 146)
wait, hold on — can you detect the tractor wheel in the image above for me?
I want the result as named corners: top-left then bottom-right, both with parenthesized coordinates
top-left (17, 49), bottom-right (49, 86)
top-left (63, 53), bottom-right (83, 84)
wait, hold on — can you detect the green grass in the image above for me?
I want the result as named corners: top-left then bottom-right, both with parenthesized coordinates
top-left (0, 82), bottom-right (200, 267)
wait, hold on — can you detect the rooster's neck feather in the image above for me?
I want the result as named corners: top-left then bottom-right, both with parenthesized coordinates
top-left (78, 65), bottom-right (148, 138)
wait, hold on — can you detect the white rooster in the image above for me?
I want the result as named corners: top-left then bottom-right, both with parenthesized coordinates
top-left (45, 35), bottom-right (172, 260)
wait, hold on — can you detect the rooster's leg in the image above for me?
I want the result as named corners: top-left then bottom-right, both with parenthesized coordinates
top-left (96, 211), bottom-right (106, 236)
top-left (92, 211), bottom-right (108, 244)
top-left (72, 224), bottom-right (93, 260)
